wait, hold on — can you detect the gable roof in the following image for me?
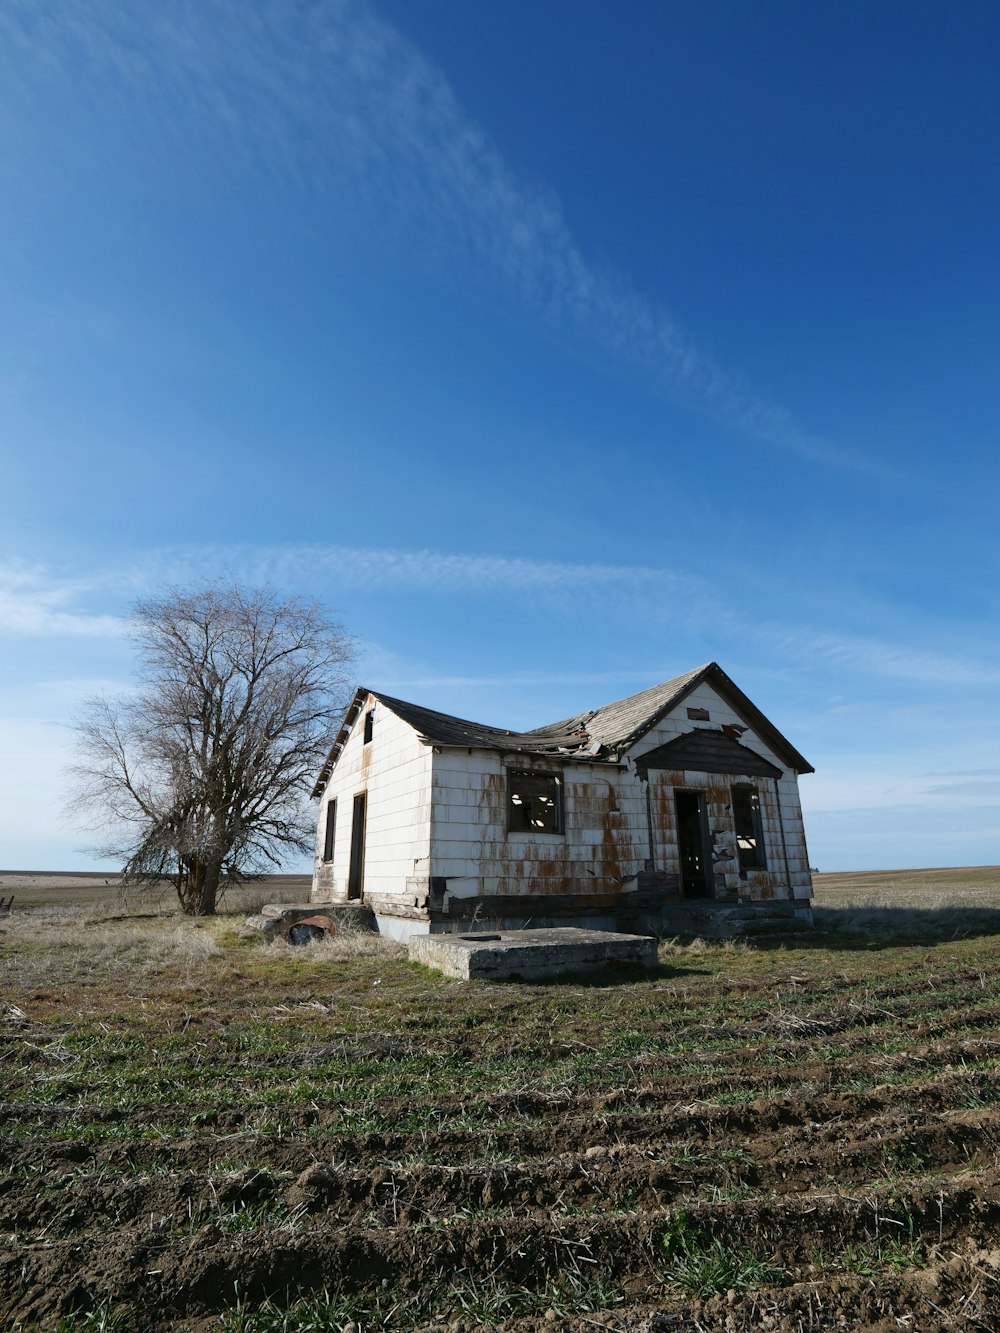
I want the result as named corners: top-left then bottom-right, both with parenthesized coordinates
top-left (311, 662), bottom-right (813, 796)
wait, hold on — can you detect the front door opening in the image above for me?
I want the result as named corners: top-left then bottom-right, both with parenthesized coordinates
top-left (675, 789), bottom-right (712, 899)
top-left (348, 792), bottom-right (367, 900)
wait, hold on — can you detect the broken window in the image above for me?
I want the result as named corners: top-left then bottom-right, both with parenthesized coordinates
top-left (322, 800), bottom-right (336, 863)
top-left (687, 706), bottom-right (710, 721)
top-left (731, 783), bottom-right (765, 873)
top-left (363, 709), bottom-right (374, 744)
top-left (508, 770), bottom-right (564, 834)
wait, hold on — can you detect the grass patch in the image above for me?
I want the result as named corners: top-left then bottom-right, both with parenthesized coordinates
top-left (660, 1211), bottom-right (785, 1298)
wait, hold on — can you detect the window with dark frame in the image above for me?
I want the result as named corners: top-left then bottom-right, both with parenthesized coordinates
top-left (686, 706), bottom-right (710, 721)
top-left (322, 800), bottom-right (336, 862)
top-left (363, 709), bottom-right (374, 744)
top-left (507, 770), bottom-right (564, 834)
top-left (731, 783), bottom-right (765, 873)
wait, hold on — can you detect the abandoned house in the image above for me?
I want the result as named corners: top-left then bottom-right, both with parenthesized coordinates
top-left (310, 662), bottom-right (814, 940)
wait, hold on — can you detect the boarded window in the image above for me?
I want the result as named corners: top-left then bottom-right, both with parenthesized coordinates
top-left (687, 706), bottom-right (710, 721)
top-left (732, 784), bottom-right (765, 873)
top-left (508, 770), bottom-right (564, 834)
top-left (322, 800), bottom-right (337, 863)
top-left (363, 709), bottom-right (374, 744)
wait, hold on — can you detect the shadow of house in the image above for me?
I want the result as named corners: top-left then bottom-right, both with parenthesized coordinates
top-left (805, 904), bottom-right (1000, 950)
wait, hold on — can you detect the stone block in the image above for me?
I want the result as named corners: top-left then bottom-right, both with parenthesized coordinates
top-left (408, 927), bottom-right (657, 981)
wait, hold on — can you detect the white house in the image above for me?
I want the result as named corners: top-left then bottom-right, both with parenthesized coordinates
top-left (310, 662), bottom-right (814, 940)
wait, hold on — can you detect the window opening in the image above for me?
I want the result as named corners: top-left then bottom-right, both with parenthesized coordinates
top-left (507, 770), bottom-right (564, 834)
top-left (348, 792), bottom-right (367, 899)
top-left (322, 800), bottom-right (336, 863)
top-left (686, 706), bottom-right (710, 721)
top-left (732, 784), bottom-right (766, 873)
top-left (363, 710), bottom-right (374, 744)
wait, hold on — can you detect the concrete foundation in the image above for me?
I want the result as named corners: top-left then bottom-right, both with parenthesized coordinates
top-left (408, 926), bottom-right (658, 981)
top-left (376, 898), bottom-right (813, 943)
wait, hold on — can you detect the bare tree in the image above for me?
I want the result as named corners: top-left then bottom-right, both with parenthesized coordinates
top-left (71, 584), bottom-right (353, 915)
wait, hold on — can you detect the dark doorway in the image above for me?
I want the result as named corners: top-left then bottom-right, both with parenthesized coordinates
top-left (675, 790), bottom-right (712, 898)
top-left (348, 793), bottom-right (367, 900)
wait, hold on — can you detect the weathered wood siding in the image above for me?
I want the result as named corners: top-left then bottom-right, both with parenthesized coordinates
top-left (311, 694), bottom-right (432, 904)
top-left (426, 679), bottom-right (812, 907)
top-left (428, 751), bottom-right (641, 900)
top-left (628, 680), bottom-right (812, 901)
top-left (311, 679), bottom-right (812, 920)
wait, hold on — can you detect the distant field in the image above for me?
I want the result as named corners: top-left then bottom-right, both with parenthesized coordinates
top-left (813, 864), bottom-right (1000, 906)
top-left (0, 871), bottom-right (312, 912)
top-left (5, 864), bottom-right (999, 913)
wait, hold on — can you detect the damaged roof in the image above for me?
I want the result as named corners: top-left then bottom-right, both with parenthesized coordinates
top-left (312, 663), bottom-right (813, 796)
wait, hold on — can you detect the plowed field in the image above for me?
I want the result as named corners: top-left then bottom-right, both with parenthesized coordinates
top-left (4, 874), bottom-right (1000, 1331)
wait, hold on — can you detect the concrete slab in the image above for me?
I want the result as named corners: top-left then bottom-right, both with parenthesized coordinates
top-left (408, 927), bottom-right (657, 982)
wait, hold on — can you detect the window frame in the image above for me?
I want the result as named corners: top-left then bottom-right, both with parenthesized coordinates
top-left (731, 782), bottom-right (766, 874)
top-left (322, 799), bottom-right (337, 863)
top-left (506, 769), bottom-right (565, 835)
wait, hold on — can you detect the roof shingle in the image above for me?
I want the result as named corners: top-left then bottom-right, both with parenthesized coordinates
top-left (311, 662), bottom-right (813, 796)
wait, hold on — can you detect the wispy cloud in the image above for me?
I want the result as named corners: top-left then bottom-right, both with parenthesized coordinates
top-left (7, 543), bottom-right (998, 694)
top-left (0, 561), bottom-right (125, 638)
top-left (108, 541), bottom-right (712, 614)
top-left (767, 625), bottom-right (1000, 688)
top-left (0, 0), bottom-right (886, 476)
top-left (131, 543), bottom-right (1000, 688)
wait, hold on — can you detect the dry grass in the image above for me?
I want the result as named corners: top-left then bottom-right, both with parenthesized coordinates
top-left (813, 865), bottom-right (1000, 906)
top-left (4, 866), bottom-right (1000, 992)
top-left (0, 900), bottom-right (402, 992)
top-left (658, 935), bottom-right (750, 956)
top-left (0, 871), bottom-right (312, 912)
top-left (262, 922), bottom-right (404, 961)
top-left (0, 907), bottom-right (227, 989)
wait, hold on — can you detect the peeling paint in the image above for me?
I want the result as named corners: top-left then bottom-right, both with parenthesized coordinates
top-left (312, 675), bottom-right (814, 929)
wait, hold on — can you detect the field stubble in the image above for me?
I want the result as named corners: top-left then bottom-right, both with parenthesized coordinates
top-left (2, 868), bottom-right (1000, 1330)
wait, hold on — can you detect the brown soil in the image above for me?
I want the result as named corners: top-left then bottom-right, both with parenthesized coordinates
top-left (4, 886), bottom-right (1000, 1330)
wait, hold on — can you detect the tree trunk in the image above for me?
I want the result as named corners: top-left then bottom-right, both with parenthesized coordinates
top-left (176, 856), bottom-right (223, 915)
top-left (195, 860), bottom-right (222, 916)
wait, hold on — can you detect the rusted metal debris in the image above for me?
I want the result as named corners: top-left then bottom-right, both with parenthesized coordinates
top-left (282, 913), bottom-right (337, 946)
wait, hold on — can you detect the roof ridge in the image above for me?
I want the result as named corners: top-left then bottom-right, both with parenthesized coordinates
top-left (312, 662), bottom-right (812, 798)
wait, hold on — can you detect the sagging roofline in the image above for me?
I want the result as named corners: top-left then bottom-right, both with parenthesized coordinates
top-left (310, 665), bottom-right (813, 799)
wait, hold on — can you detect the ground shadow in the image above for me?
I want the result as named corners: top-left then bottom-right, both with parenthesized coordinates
top-left (490, 962), bottom-right (710, 987)
top-left (753, 904), bottom-right (1000, 951)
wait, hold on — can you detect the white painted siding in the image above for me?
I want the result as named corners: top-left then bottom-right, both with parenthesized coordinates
top-left (311, 674), bottom-right (813, 919)
top-left (311, 695), bottom-right (432, 904)
top-left (428, 750), bottom-right (642, 899)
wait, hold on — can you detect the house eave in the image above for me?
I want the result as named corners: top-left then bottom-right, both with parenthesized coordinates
top-left (310, 687), bottom-right (370, 798)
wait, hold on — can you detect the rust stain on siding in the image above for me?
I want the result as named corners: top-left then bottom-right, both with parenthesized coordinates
top-left (482, 771), bottom-right (506, 823)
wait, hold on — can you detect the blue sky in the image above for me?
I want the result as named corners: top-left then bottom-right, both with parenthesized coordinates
top-left (2, 0), bottom-right (998, 872)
